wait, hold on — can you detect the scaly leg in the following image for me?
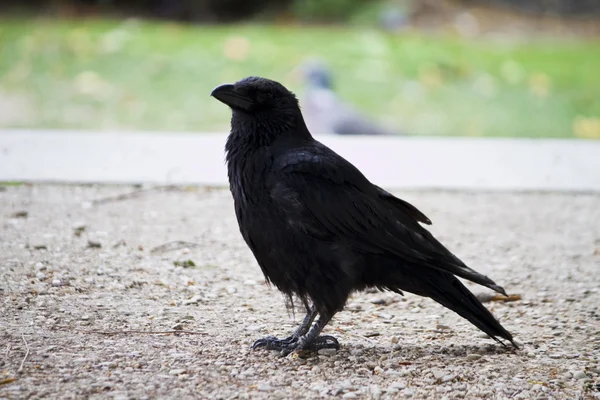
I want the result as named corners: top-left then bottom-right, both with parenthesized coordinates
top-left (291, 305), bottom-right (318, 338)
top-left (285, 310), bottom-right (339, 355)
top-left (253, 308), bottom-right (340, 355)
top-left (252, 305), bottom-right (317, 350)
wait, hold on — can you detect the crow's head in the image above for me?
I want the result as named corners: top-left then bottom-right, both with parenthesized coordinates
top-left (211, 76), bottom-right (299, 115)
top-left (213, 77), bottom-right (311, 147)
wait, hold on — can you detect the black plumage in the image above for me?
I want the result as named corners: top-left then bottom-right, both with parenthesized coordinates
top-left (211, 76), bottom-right (517, 354)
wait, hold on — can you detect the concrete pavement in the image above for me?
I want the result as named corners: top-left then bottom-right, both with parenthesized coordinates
top-left (1, 130), bottom-right (600, 191)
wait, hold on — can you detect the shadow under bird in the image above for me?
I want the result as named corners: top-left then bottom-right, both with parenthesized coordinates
top-left (211, 76), bottom-right (517, 355)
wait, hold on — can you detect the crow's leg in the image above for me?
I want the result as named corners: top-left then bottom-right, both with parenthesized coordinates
top-left (291, 305), bottom-right (318, 338)
top-left (285, 310), bottom-right (339, 355)
top-left (252, 306), bottom-right (317, 350)
top-left (253, 309), bottom-right (340, 355)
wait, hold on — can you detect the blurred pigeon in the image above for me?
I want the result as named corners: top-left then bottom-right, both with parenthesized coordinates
top-left (298, 61), bottom-right (400, 136)
top-left (379, 7), bottom-right (410, 32)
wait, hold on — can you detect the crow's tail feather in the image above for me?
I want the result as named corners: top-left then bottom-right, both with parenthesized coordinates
top-left (390, 266), bottom-right (518, 348)
top-left (429, 273), bottom-right (517, 348)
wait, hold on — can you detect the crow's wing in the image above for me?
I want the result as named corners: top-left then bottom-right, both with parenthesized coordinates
top-left (269, 144), bottom-right (506, 295)
top-left (374, 185), bottom-right (432, 225)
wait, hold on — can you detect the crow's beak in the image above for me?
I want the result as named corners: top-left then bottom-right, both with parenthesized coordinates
top-left (210, 83), bottom-right (254, 111)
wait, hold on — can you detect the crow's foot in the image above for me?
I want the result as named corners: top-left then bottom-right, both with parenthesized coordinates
top-left (308, 335), bottom-right (340, 351)
top-left (252, 335), bottom-right (298, 351)
top-left (252, 334), bottom-right (340, 356)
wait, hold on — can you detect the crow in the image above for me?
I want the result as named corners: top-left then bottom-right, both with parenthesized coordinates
top-left (211, 76), bottom-right (517, 355)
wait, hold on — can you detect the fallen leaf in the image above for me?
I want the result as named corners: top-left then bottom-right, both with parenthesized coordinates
top-left (223, 35), bottom-right (251, 62)
top-left (573, 116), bottom-right (600, 139)
top-left (477, 293), bottom-right (522, 303)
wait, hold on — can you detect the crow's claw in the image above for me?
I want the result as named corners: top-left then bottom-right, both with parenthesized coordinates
top-left (311, 335), bottom-right (340, 350)
top-left (252, 334), bottom-right (340, 355)
top-left (252, 335), bottom-right (298, 351)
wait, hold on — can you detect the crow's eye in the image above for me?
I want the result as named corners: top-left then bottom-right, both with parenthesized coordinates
top-left (256, 91), bottom-right (273, 103)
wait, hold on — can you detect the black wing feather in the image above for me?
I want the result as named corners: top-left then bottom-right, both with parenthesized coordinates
top-left (270, 143), bottom-right (507, 296)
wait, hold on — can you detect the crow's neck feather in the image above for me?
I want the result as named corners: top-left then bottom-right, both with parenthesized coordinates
top-left (225, 109), bottom-right (312, 165)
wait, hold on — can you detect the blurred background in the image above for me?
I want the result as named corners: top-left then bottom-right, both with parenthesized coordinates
top-left (0, 0), bottom-right (599, 138)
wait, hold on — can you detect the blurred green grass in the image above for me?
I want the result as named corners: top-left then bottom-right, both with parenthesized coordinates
top-left (0, 18), bottom-right (599, 137)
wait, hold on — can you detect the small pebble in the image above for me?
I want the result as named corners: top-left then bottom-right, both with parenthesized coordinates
top-left (350, 349), bottom-right (364, 356)
top-left (87, 239), bottom-right (102, 248)
top-left (32, 242), bottom-right (48, 250)
top-left (442, 374), bottom-right (457, 383)
top-left (169, 369), bottom-right (186, 375)
top-left (318, 348), bottom-right (337, 356)
top-left (36, 272), bottom-right (46, 280)
top-left (257, 384), bottom-right (272, 391)
top-left (51, 279), bottom-right (62, 287)
top-left (573, 371), bottom-right (588, 380)
top-left (369, 385), bottom-right (382, 400)
top-left (11, 210), bottom-right (28, 218)
top-left (112, 239), bottom-right (126, 248)
top-left (342, 392), bottom-right (357, 399)
top-left (431, 368), bottom-right (446, 380)
top-left (182, 295), bottom-right (201, 305)
top-left (466, 354), bottom-right (482, 361)
top-left (310, 384), bottom-right (327, 392)
top-left (73, 223), bottom-right (86, 236)
top-left (246, 325), bottom-right (262, 332)
top-left (389, 382), bottom-right (406, 390)
top-left (171, 323), bottom-right (184, 331)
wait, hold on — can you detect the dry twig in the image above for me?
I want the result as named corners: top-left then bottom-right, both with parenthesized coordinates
top-left (150, 241), bottom-right (200, 254)
top-left (76, 329), bottom-right (207, 336)
top-left (91, 185), bottom-right (180, 206)
top-left (476, 293), bottom-right (522, 303)
top-left (17, 334), bottom-right (29, 373)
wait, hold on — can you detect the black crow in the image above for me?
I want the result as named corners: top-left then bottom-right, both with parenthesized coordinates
top-left (211, 76), bottom-right (517, 355)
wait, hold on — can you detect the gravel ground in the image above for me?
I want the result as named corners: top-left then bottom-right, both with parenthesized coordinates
top-left (1, 185), bottom-right (599, 400)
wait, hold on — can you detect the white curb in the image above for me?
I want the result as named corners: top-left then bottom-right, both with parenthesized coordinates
top-left (1, 130), bottom-right (599, 192)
